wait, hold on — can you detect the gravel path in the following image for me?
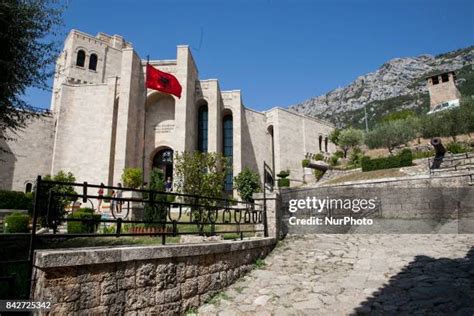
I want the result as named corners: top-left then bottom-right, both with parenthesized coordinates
top-left (198, 234), bottom-right (474, 315)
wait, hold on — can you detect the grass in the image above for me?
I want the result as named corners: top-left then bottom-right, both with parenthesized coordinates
top-left (325, 168), bottom-right (408, 185)
top-left (37, 236), bottom-right (180, 249)
top-left (252, 258), bottom-right (266, 269)
top-left (207, 291), bottom-right (230, 305)
top-left (184, 307), bottom-right (198, 315)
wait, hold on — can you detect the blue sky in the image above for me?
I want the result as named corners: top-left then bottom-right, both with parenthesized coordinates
top-left (25, 0), bottom-right (473, 111)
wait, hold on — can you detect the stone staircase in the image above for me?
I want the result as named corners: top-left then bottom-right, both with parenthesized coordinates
top-left (429, 152), bottom-right (474, 185)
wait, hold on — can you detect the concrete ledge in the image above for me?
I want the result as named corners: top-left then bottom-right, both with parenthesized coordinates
top-left (34, 237), bottom-right (276, 268)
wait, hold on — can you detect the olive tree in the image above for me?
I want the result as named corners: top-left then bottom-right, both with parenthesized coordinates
top-left (233, 167), bottom-right (261, 202)
top-left (338, 128), bottom-right (364, 158)
top-left (365, 119), bottom-right (415, 154)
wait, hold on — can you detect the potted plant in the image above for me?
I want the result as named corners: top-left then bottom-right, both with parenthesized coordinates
top-left (277, 170), bottom-right (290, 188)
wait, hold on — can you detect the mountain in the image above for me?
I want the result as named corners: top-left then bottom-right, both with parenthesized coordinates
top-left (289, 46), bottom-right (473, 128)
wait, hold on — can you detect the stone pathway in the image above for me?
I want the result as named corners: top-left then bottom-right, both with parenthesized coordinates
top-left (198, 234), bottom-right (474, 315)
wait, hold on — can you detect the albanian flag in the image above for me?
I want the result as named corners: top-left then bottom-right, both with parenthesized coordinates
top-left (146, 64), bottom-right (182, 98)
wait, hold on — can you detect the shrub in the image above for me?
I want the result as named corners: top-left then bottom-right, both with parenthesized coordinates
top-left (329, 155), bottom-right (339, 166)
top-left (277, 170), bottom-right (290, 179)
top-left (37, 171), bottom-right (77, 227)
top-left (67, 208), bottom-right (101, 233)
top-left (144, 168), bottom-right (167, 226)
top-left (349, 147), bottom-right (364, 167)
top-left (313, 169), bottom-right (325, 181)
top-left (233, 167), bottom-right (261, 202)
top-left (302, 159), bottom-right (310, 168)
top-left (412, 150), bottom-right (435, 159)
top-left (399, 149), bottom-right (413, 167)
top-left (4, 212), bottom-right (30, 233)
top-left (334, 151), bottom-right (344, 158)
top-left (0, 190), bottom-right (33, 213)
top-left (446, 142), bottom-right (469, 154)
top-left (314, 153), bottom-right (324, 161)
top-left (121, 168), bottom-right (143, 189)
top-left (361, 149), bottom-right (413, 172)
top-left (277, 178), bottom-right (290, 188)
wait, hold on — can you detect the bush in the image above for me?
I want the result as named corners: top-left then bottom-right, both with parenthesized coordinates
top-left (302, 159), bottom-right (310, 168)
top-left (67, 208), bottom-right (101, 233)
top-left (0, 191), bottom-right (33, 213)
top-left (121, 168), bottom-right (143, 189)
top-left (412, 150), bottom-right (435, 159)
top-left (277, 178), bottom-right (290, 188)
top-left (144, 168), bottom-right (167, 226)
top-left (349, 148), bottom-right (364, 167)
top-left (314, 153), bottom-right (324, 161)
top-left (446, 142), bottom-right (469, 154)
top-left (399, 149), bottom-right (413, 167)
top-left (329, 155), bottom-right (339, 166)
top-left (4, 212), bottom-right (30, 233)
top-left (361, 149), bottom-right (413, 172)
top-left (313, 169), bottom-right (325, 181)
top-left (334, 151), bottom-right (344, 158)
top-left (277, 170), bottom-right (290, 178)
top-left (233, 167), bottom-right (261, 202)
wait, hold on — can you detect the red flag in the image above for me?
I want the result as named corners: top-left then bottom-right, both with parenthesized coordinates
top-left (146, 64), bottom-right (182, 98)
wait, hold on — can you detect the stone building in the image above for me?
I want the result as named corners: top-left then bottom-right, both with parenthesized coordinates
top-left (426, 71), bottom-right (461, 114)
top-left (0, 30), bottom-right (335, 194)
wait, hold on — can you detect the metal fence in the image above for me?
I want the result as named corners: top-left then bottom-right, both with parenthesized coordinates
top-left (1, 176), bottom-right (268, 300)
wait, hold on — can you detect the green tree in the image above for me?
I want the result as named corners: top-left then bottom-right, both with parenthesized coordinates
top-left (338, 128), bottom-right (364, 158)
top-left (0, 0), bottom-right (64, 152)
top-left (420, 100), bottom-right (473, 141)
top-left (233, 167), bottom-right (261, 202)
top-left (143, 168), bottom-right (167, 227)
top-left (39, 170), bottom-right (77, 228)
top-left (328, 128), bottom-right (341, 146)
top-left (174, 151), bottom-right (229, 226)
top-left (174, 151), bottom-right (229, 199)
top-left (365, 119), bottom-right (415, 154)
top-left (121, 168), bottom-right (143, 188)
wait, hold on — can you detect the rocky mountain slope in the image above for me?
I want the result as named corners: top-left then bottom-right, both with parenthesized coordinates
top-left (289, 46), bottom-right (473, 128)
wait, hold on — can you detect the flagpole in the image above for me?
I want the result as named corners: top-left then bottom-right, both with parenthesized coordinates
top-left (142, 55), bottom-right (149, 187)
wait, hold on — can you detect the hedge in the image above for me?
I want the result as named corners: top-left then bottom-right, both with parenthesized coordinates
top-left (4, 212), bottom-right (30, 233)
top-left (67, 208), bottom-right (101, 233)
top-left (277, 178), bottom-right (290, 188)
top-left (0, 190), bottom-right (33, 212)
top-left (361, 149), bottom-right (413, 172)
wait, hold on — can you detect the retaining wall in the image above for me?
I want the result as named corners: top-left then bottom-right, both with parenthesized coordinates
top-left (32, 238), bottom-right (275, 315)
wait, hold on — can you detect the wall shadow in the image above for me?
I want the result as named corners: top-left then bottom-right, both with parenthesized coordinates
top-left (0, 139), bottom-right (15, 190)
top-left (353, 246), bottom-right (474, 315)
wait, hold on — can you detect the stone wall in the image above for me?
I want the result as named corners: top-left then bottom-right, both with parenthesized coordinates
top-left (32, 238), bottom-right (275, 315)
top-left (279, 174), bottom-right (474, 234)
top-left (0, 115), bottom-right (54, 191)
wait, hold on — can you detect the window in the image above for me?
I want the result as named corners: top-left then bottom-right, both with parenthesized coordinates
top-left (441, 73), bottom-right (449, 83)
top-left (223, 114), bottom-right (233, 192)
top-left (324, 137), bottom-right (328, 153)
top-left (197, 104), bottom-right (208, 152)
top-left (431, 76), bottom-right (439, 85)
top-left (76, 50), bottom-right (85, 67)
top-left (89, 53), bottom-right (98, 71)
top-left (25, 183), bottom-right (32, 193)
top-left (318, 135), bottom-right (323, 152)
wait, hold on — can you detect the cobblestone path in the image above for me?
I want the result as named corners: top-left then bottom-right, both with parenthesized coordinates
top-left (198, 234), bottom-right (474, 315)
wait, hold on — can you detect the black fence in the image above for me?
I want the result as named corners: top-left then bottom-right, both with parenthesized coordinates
top-left (1, 176), bottom-right (268, 300)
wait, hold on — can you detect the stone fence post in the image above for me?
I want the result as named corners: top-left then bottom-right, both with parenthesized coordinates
top-left (253, 190), bottom-right (282, 239)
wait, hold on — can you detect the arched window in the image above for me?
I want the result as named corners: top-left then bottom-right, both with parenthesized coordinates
top-left (89, 53), bottom-right (98, 71)
top-left (318, 135), bottom-right (323, 152)
top-left (25, 183), bottom-right (32, 193)
top-left (197, 104), bottom-right (208, 152)
top-left (223, 114), bottom-right (233, 192)
top-left (76, 50), bottom-right (85, 67)
top-left (324, 137), bottom-right (328, 153)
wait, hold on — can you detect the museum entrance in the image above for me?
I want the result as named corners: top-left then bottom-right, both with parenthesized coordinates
top-left (152, 148), bottom-right (174, 181)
